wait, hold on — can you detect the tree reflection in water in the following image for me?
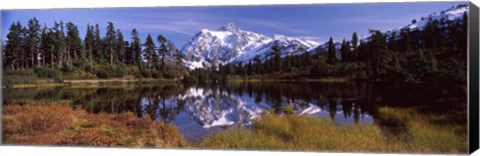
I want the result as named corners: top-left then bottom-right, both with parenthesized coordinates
top-left (6, 81), bottom-right (463, 140)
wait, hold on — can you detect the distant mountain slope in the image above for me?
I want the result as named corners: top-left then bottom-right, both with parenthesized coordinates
top-left (181, 4), bottom-right (469, 70)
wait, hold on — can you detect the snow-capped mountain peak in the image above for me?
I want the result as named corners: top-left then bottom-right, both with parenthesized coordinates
top-left (218, 22), bottom-right (241, 32)
top-left (182, 23), bottom-right (319, 69)
top-left (399, 4), bottom-right (469, 31)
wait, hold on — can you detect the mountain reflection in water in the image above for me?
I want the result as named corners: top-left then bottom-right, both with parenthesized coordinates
top-left (3, 82), bottom-right (380, 141)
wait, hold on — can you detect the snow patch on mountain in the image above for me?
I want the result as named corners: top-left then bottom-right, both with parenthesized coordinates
top-left (180, 4), bottom-right (469, 69)
top-left (181, 22), bottom-right (319, 69)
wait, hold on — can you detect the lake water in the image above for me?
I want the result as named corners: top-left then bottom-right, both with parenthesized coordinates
top-left (2, 82), bottom-right (466, 143)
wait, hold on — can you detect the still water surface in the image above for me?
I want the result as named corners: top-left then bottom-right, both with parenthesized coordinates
top-left (3, 82), bottom-right (464, 142)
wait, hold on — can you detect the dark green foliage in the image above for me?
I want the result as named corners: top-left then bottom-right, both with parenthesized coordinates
top-left (151, 70), bottom-right (163, 79)
top-left (3, 69), bottom-right (38, 86)
top-left (34, 67), bottom-right (62, 80)
top-left (272, 41), bottom-right (282, 72)
top-left (4, 22), bottom-right (24, 69)
top-left (143, 34), bottom-right (156, 69)
top-left (2, 10), bottom-right (468, 87)
top-left (66, 22), bottom-right (83, 70)
top-left (94, 64), bottom-right (128, 79)
top-left (105, 22), bottom-right (117, 65)
top-left (27, 18), bottom-right (41, 68)
top-left (2, 17), bottom-right (187, 84)
top-left (53, 21), bottom-right (66, 70)
top-left (310, 61), bottom-right (365, 78)
top-left (93, 24), bottom-right (103, 61)
top-left (340, 39), bottom-right (350, 62)
top-left (157, 35), bottom-right (171, 72)
top-left (131, 29), bottom-right (142, 68)
top-left (327, 37), bottom-right (336, 64)
top-left (84, 25), bottom-right (95, 71)
top-left (116, 30), bottom-right (126, 63)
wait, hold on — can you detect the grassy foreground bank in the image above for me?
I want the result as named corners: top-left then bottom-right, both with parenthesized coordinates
top-left (199, 108), bottom-right (467, 153)
top-left (2, 103), bottom-right (186, 147)
top-left (2, 104), bottom-right (466, 153)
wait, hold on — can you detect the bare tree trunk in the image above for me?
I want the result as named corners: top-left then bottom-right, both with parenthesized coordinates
top-left (67, 48), bottom-right (71, 69)
top-left (89, 50), bottom-right (93, 72)
top-left (161, 54), bottom-right (165, 71)
top-left (42, 50), bottom-right (45, 67)
top-left (51, 48), bottom-right (54, 69)
top-left (110, 48), bottom-right (113, 65)
top-left (73, 49), bottom-right (77, 61)
top-left (31, 52), bottom-right (34, 68)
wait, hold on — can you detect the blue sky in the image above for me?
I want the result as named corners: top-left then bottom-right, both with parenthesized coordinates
top-left (1, 1), bottom-right (468, 48)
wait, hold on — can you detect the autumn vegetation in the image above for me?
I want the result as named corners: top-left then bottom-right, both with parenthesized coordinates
top-left (2, 103), bottom-right (186, 147)
top-left (200, 107), bottom-right (467, 153)
top-left (2, 102), bottom-right (466, 153)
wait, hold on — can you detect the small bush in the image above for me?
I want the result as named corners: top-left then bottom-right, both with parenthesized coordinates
top-left (3, 69), bottom-right (39, 86)
top-left (35, 67), bottom-right (62, 78)
top-left (151, 70), bottom-right (163, 78)
top-left (64, 69), bottom-right (97, 80)
top-left (141, 70), bottom-right (153, 78)
top-left (282, 105), bottom-right (295, 115)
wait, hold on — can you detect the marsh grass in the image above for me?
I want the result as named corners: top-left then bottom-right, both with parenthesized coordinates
top-left (2, 104), bottom-right (186, 148)
top-left (200, 108), bottom-right (467, 154)
top-left (2, 103), bottom-right (466, 153)
top-left (376, 107), bottom-right (467, 153)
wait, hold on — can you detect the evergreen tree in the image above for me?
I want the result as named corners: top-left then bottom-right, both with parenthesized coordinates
top-left (93, 24), bottom-right (103, 61)
top-left (20, 25), bottom-right (29, 69)
top-left (27, 17), bottom-right (40, 68)
top-left (124, 41), bottom-right (132, 64)
top-left (84, 24), bottom-right (95, 71)
top-left (66, 22), bottom-right (83, 68)
top-left (247, 61), bottom-right (253, 75)
top-left (175, 49), bottom-right (183, 68)
top-left (368, 30), bottom-right (389, 78)
top-left (39, 25), bottom-right (48, 67)
top-left (157, 35), bottom-right (169, 71)
top-left (447, 20), bottom-right (458, 50)
top-left (46, 28), bottom-right (57, 68)
top-left (4, 22), bottom-right (23, 69)
top-left (253, 56), bottom-right (262, 74)
top-left (272, 41), bottom-right (282, 72)
top-left (105, 22), bottom-right (116, 65)
top-left (340, 39), bottom-right (349, 62)
top-left (143, 34), bottom-right (156, 69)
top-left (116, 29), bottom-right (126, 63)
top-left (388, 31), bottom-right (397, 52)
top-left (327, 37), bottom-right (336, 64)
top-left (458, 12), bottom-right (468, 54)
top-left (351, 32), bottom-right (358, 60)
top-left (131, 29), bottom-right (142, 69)
top-left (53, 21), bottom-right (66, 69)
top-left (400, 28), bottom-right (412, 53)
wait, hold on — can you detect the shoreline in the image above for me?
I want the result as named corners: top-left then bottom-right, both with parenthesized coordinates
top-left (3, 77), bottom-right (356, 88)
top-left (3, 78), bottom-right (180, 88)
top-left (2, 103), bottom-right (468, 153)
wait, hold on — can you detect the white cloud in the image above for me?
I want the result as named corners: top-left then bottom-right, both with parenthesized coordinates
top-left (114, 18), bottom-right (206, 36)
top-left (240, 19), bottom-right (306, 34)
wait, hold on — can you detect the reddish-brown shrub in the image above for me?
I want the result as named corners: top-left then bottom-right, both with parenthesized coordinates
top-left (2, 104), bottom-right (186, 148)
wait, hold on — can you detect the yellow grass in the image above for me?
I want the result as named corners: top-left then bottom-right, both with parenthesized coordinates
top-left (200, 108), bottom-right (467, 154)
top-left (2, 103), bottom-right (466, 153)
